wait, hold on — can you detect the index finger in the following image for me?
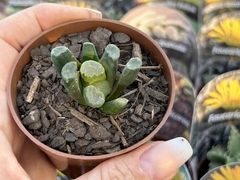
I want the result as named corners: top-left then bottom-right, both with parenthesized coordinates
top-left (0, 3), bottom-right (102, 51)
top-left (0, 3), bottom-right (101, 90)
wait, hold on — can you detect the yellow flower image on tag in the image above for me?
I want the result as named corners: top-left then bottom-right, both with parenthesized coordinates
top-left (58, 1), bottom-right (92, 9)
top-left (204, 78), bottom-right (240, 110)
top-left (205, 0), bottom-right (234, 5)
top-left (210, 165), bottom-right (240, 180)
top-left (207, 17), bottom-right (240, 47)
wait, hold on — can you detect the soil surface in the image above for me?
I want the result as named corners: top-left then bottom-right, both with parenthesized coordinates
top-left (17, 27), bottom-right (169, 156)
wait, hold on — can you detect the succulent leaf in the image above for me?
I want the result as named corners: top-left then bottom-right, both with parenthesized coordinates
top-left (51, 46), bottom-right (80, 74)
top-left (227, 125), bottom-right (240, 157)
top-left (206, 146), bottom-right (227, 164)
top-left (99, 44), bottom-right (120, 89)
top-left (91, 80), bottom-right (111, 97)
top-left (83, 85), bottom-right (105, 108)
top-left (99, 98), bottom-right (129, 115)
top-left (81, 42), bottom-right (99, 63)
top-left (80, 60), bottom-right (106, 86)
top-left (107, 57), bottom-right (142, 101)
top-left (61, 62), bottom-right (86, 105)
top-left (207, 125), bottom-right (240, 171)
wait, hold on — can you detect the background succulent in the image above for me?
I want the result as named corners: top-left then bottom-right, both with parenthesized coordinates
top-left (207, 125), bottom-right (240, 170)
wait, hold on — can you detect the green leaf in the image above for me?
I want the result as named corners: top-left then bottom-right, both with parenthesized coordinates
top-left (61, 62), bottom-right (86, 105)
top-left (83, 85), bottom-right (105, 108)
top-left (80, 60), bottom-right (106, 86)
top-left (99, 98), bottom-right (129, 115)
top-left (99, 44), bottom-right (120, 89)
top-left (206, 146), bottom-right (227, 164)
top-left (226, 155), bottom-right (237, 164)
top-left (51, 46), bottom-right (80, 74)
top-left (208, 161), bottom-right (224, 171)
top-left (227, 125), bottom-right (240, 157)
top-left (91, 80), bottom-right (111, 97)
top-left (81, 42), bottom-right (99, 63)
top-left (107, 57), bottom-right (142, 101)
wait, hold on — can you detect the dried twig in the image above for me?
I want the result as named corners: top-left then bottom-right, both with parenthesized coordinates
top-left (151, 105), bottom-right (155, 120)
top-left (48, 105), bottom-right (62, 117)
top-left (110, 116), bottom-right (124, 135)
top-left (70, 108), bottom-right (98, 126)
top-left (132, 42), bottom-right (142, 60)
top-left (121, 78), bottom-right (155, 98)
top-left (26, 76), bottom-right (40, 103)
top-left (121, 136), bottom-right (128, 147)
top-left (67, 145), bottom-right (72, 154)
top-left (138, 72), bottom-right (151, 82)
top-left (119, 81), bottom-right (143, 116)
top-left (118, 64), bottom-right (161, 70)
top-left (140, 64), bottom-right (161, 70)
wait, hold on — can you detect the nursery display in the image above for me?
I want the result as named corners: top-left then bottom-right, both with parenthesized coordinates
top-left (190, 70), bottom-right (240, 179)
top-left (120, 4), bottom-right (198, 84)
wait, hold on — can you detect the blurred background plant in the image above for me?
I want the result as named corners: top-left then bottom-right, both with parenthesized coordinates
top-left (207, 125), bottom-right (240, 170)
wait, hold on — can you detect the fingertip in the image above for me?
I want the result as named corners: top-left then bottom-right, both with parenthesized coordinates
top-left (140, 137), bottom-right (193, 179)
top-left (84, 8), bottom-right (102, 18)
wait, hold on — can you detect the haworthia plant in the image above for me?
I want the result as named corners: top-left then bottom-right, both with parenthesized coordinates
top-left (51, 42), bottom-right (142, 115)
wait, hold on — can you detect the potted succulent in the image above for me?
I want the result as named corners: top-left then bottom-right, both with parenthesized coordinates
top-left (7, 18), bottom-right (175, 178)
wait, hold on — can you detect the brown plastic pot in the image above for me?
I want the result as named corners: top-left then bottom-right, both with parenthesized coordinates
top-left (7, 18), bottom-right (175, 178)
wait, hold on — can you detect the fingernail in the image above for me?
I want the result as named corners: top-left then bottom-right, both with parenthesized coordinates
top-left (85, 8), bottom-right (102, 18)
top-left (140, 137), bottom-right (193, 179)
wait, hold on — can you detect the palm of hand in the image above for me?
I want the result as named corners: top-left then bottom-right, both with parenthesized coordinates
top-left (0, 3), bottom-right (98, 180)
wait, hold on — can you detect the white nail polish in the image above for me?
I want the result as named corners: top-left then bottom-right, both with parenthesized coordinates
top-left (84, 8), bottom-right (102, 18)
top-left (140, 137), bottom-right (193, 179)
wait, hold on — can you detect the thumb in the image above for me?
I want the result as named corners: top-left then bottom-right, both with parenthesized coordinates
top-left (76, 137), bottom-right (193, 180)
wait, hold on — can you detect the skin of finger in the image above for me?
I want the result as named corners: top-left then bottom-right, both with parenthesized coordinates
top-left (0, 128), bottom-right (57, 180)
top-left (162, 171), bottom-right (178, 180)
top-left (0, 3), bottom-right (102, 90)
top-left (0, 130), bottom-right (31, 180)
top-left (0, 3), bottom-right (102, 51)
top-left (0, 3), bottom-right (102, 178)
top-left (0, 39), bottom-right (18, 91)
top-left (0, 93), bottom-right (57, 180)
top-left (76, 142), bottom-right (165, 180)
top-left (17, 134), bottom-right (57, 180)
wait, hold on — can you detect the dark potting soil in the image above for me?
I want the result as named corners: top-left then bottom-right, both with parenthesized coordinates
top-left (16, 27), bottom-right (169, 156)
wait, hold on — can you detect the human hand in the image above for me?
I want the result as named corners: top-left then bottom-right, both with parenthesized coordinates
top-left (0, 3), bottom-right (101, 180)
top-left (77, 137), bottom-right (192, 180)
top-left (0, 3), bottom-right (193, 180)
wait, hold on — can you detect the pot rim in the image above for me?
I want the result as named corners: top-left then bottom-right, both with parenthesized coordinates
top-left (7, 18), bottom-right (175, 161)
